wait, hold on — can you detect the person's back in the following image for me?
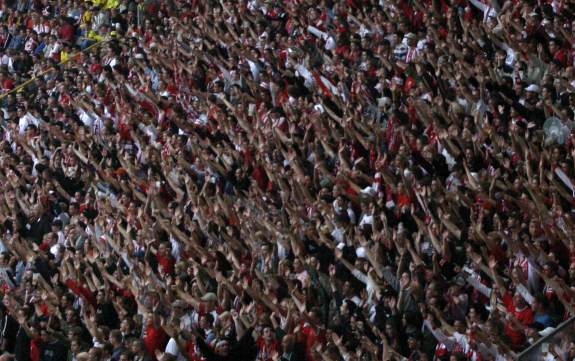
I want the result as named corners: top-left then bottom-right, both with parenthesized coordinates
top-left (279, 335), bottom-right (306, 361)
top-left (196, 327), bottom-right (258, 361)
top-left (40, 338), bottom-right (68, 361)
top-left (14, 323), bottom-right (30, 361)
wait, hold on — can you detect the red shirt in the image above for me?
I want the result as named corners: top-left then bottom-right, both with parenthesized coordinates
top-left (31, 337), bottom-right (40, 361)
top-left (251, 165), bottom-right (268, 190)
top-left (2, 77), bottom-right (14, 90)
top-left (65, 279), bottom-right (96, 306)
top-left (299, 322), bottom-right (325, 361)
top-left (38, 241), bottom-right (51, 252)
top-left (58, 23), bottom-right (75, 42)
top-left (256, 337), bottom-right (279, 361)
top-left (503, 293), bottom-right (533, 349)
top-left (186, 339), bottom-right (205, 361)
top-left (553, 48), bottom-right (569, 67)
top-left (143, 325), bottom-right (168, 360)
top-left (156, 254), bottom-right (175, 275)
top-left (396, 192), bottom-right (412, 208)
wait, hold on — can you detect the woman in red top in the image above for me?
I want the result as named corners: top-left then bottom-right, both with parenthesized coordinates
top-left (255, 326), bottom-right (278, 361)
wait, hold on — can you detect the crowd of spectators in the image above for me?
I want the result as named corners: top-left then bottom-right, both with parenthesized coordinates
top-left (1, 0), bottom-right (575, 361)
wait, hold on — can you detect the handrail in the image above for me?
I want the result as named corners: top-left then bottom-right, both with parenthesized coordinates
top-left (0, 39), bottom-right (109, 100)
top-left (517, 316), bottom-right (575, 360)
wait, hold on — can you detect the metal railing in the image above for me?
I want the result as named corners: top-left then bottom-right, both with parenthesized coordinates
top-left (0, 40), bottom-right (108, 100)
top-left (517, 317), bottom-right (575, 361)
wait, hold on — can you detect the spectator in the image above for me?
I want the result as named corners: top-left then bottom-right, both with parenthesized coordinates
top-left (0, 1), bottom-right (575, 361)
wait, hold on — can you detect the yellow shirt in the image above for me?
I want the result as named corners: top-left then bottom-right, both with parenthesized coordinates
top-left (104, 0), bottom-right (120, 9)
top-left (87, 30), bottom-right (103, 42)
top-left (60, 50), bottom-right (70, 63)
top-left (87, 0), bottom-right (117, 8)
top-left (88, 0), bottom-right (106, 6)
top-left (81, 10), bottom-right (92, 25)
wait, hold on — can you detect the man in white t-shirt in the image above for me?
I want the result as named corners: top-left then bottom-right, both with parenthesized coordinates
top-left (163, 337), bottom-right (188, 361)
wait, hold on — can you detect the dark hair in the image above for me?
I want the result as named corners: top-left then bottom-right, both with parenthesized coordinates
top-left (109, 330), bottom-right (122, 343)
top-left (203, 313), bottom-right (214, 327)
top-left (101, 342), bottom-right (113, 355)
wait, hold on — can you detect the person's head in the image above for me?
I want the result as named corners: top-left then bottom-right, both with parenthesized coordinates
top-left (454, 320), bottom-right (466, 334)
top-left (569, 263), bottom-right (575, 281)
top-left (130, 339), bottom-right (144, 354)
top-left (568, 340), bottom-right (575, 357)
top-left (385, 321), bottom-right (396, 337)
top-left (88, 347), bottom-right (102, 361)
top-left (543, 262), bottom-right (557, 278)
top-left (549, 39), bottom-right (561, 55)
top-left (407, 333), bottom-right (420, 350)
top-left (171, 300), bottom-right (187, 316)
top-left (293, 258), bottom-right (304, 273)
top-left (60, 292), bottom-right (74, 308)
top-left (0, 252), bottom-right (9, 267)
top-left (146, 291), bottom-right (159, 307)
top-left (96, 290), bottom-right (106, 304)
top-left (214, 339), bottom-right (230, 356)
top-left (109, 330), bottom-right (122, 347)
top-left (40, 329), bottom-right (54, 343)
top-left (32, 203), bottom-right (45, 218)
top-left (260, 242), bottom-right (271, 256)
top-left (101, 342), bottom-right (112, 358)
top-left (70, 338), bottom-right (82, 354)
top-left (468, 307), bottom-right (482, 323)
top-left (525, 84), bottom-right (540, 101)
top-left (120, 318), bottom-right (133, 334)
top-left (262, 325), bottom-right (274, 341)
top-left (65, 308), bottom-right (78, 323)
top-left (158, 242), bottom-right (168, 256)
top-left (199, 313), bottom-right (213, 330)
top-left (533, 295), bottom-right (549, 313)
top-left (201, 292), bottom-right (217, 309)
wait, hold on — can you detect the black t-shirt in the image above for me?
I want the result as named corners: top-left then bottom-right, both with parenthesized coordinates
top-left (40, 339), bottom-right (68, 361)
top-left (96, 301), bottom-right (120, 329)
top-left (14, 326), bottom-right (30, 361)
top-left (0, 314), bottom-right (18, 353)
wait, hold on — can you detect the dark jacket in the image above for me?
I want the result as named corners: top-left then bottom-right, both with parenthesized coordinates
top-left (196, 327), bottom-right (258, 361)
top-left (279, 342), bottom-right (306, 361)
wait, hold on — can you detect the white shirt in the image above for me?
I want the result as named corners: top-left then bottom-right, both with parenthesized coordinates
top-left (56, 231), bottom-right (65, 245)
top-left (165, 338), bottom-right (187, 361)
top-left (330, 227), bottom-right (344, 244)
top-left (33, 23), bottom-right (50, 35)
top-left (169, 236), bottom-right (182, 261)
top-left (405, 46), bottom-right (419, 63)
top-left (45, 42), bottom-right (62, 59)
top-left (18, 112), bottom-right (40, 134)
top-left (104, 57), bottom-right (118, 68)
top-left (469, 0), bottom-right (498, 23)
top-left (294, 63), bottom-right (314, 88)
top-left (359, 213), bottom-right (373, 227)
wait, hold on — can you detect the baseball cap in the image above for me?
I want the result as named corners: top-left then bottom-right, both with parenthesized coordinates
top-left (201, 292), bottom-right (217, 302)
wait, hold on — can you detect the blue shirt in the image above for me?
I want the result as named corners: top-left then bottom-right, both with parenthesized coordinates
top-left (534, 312), bottom-right (554, 328)
top-left (7, 35), bottom-right (24, 50)
top-left (34, 42), bottom-right (46, 56)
